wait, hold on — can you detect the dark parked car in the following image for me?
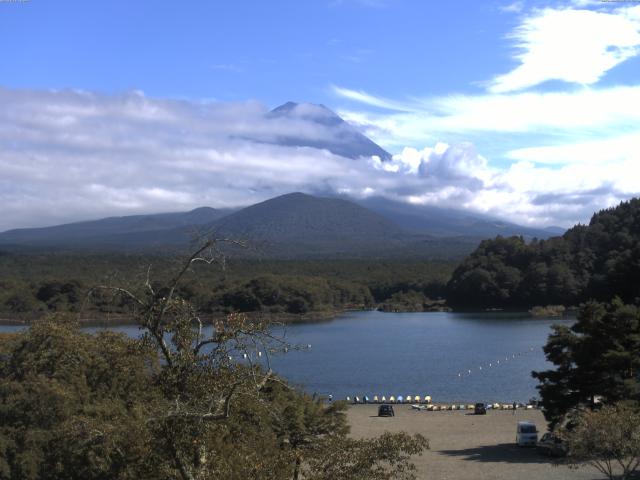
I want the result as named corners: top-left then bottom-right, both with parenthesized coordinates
top-left (378, 404), bottom-right (395, 417)
top-left (474, 402), bottom-right (487, 415)
top-left (537, 433), bottom-right (566, 457)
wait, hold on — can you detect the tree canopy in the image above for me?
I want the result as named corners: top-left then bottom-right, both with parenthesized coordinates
top-left (532, 299), bottom-right (640, 428)
top-left (0, 255), bottom-right (453, 320)
top-left (562, 404), bottom-right (640, 480)
top-left (0, 242), bottom-right (428, 479)
top-left (447, 198), bottom-right (640, 309)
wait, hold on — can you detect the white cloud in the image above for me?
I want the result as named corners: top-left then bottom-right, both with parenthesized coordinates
top-left (334, 84), bottom-right (640, 152)
top-left (330, 85), bottom-right (413, 112)
top-left (331, 86), bottom-right (640, 227)
top-left (368, 141), bottom-right (636, 227)
top-left (0, 88), bottom-right (366, 230)
top-left (488, 6), bottom-right (640, 93)
top-left (506, 132), bottom-right (640, 165)
top-left (0, 87), bottom-right (637, 232)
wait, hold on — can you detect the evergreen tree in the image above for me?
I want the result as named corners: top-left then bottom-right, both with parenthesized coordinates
top-left (448, 198), bottom-right (640, 309)
top-left (533, 299), bottom-right (640, 427)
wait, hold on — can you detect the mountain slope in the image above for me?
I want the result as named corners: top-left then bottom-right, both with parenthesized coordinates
top-left (208, 192), bottom-right (411, 256)
top-left (0, 207), bottom-right (230, 248)
top-left (266, 102), bottom-right (392, 161)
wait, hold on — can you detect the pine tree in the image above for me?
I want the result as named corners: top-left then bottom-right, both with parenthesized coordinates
top-left (533, 299), bottom-right (640, 427)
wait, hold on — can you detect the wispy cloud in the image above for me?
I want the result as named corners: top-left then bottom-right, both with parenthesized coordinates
top-left (330, 85), bottom-right (414, 112)
top-left (500, 1), bottom-right (525, 14)
top-left (334, 84), bottom-right (640, 152)
top-left (488, 5), bottom-right (640, 92)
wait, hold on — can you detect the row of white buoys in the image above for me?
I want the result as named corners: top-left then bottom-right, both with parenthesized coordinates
top-left (457, 347), bottom-right (537, 378)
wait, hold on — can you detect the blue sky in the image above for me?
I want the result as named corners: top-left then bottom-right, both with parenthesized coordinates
top-left (1, 0), bottom-right (639, 230)
top-left (1, 1), bottom-right (514, 102)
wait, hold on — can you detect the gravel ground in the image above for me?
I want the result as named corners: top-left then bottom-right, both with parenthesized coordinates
top-left (346, 405), bottom-right (602, 480)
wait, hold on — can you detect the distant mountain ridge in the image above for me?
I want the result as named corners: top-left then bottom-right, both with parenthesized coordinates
top-left (0, 192), bottom-right (562, 259)
top-left (0, 207), bottom-right (231, 248)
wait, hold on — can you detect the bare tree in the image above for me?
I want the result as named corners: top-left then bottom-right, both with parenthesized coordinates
top-left (82, 238), bottom-right (428, 480)
top-left (88, 239), bottom-right (286, 480)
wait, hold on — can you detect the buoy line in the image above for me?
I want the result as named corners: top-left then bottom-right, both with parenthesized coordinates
top-left (456, 346), bottom-right (537, 379)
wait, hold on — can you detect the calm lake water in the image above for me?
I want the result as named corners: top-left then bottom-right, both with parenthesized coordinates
top-left (1, 310), bottom-right (571, 403)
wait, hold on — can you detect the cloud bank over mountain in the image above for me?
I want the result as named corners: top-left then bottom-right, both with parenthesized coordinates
top-left (0, 83), bottom-right (637, 232)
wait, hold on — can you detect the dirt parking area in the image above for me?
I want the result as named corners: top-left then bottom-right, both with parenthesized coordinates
top-left (347, 405), bottom-right (600, 480)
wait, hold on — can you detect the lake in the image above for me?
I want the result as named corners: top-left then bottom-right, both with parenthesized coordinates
top-left (1, 310), bottom-right (570, 404)
top-left (268, 310), bottom-right (570, 403)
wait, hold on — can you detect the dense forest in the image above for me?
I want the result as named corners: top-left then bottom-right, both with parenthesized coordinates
top-left (0, 248), bottom-right (429, 479)
top-left (2, 198), bottom-right (638, 319)
top-left (0, 254), bottom-right (454, 321)
top-left (446, 198), bottom-right (640, 309)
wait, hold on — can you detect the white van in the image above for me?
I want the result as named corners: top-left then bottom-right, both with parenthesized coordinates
top-left (516, 421), bottom-right (538, 446)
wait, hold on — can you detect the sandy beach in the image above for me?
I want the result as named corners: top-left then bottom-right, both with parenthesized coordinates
top-left (347, 405), bottom-right (599, 480)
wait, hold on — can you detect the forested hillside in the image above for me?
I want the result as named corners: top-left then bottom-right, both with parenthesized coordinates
top-left (446, 198), bottom-right (640, 309)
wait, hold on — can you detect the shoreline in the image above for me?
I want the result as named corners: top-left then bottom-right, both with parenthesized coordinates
top-left (347, 405), bottom-right (592, 480)
top-left (0, 309), bottom-right (347, 327)
top-left (0, 305), bottom-right (576, 327)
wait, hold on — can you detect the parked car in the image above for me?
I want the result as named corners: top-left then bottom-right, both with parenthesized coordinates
top-left (516, 421), bottom-right (538, 446)
top-left (378, 404), bottom-right (395, 417)
top-left (474, 402), bottom-right (487, 415)
top-left (537, 432), bottom-right (566, 457)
